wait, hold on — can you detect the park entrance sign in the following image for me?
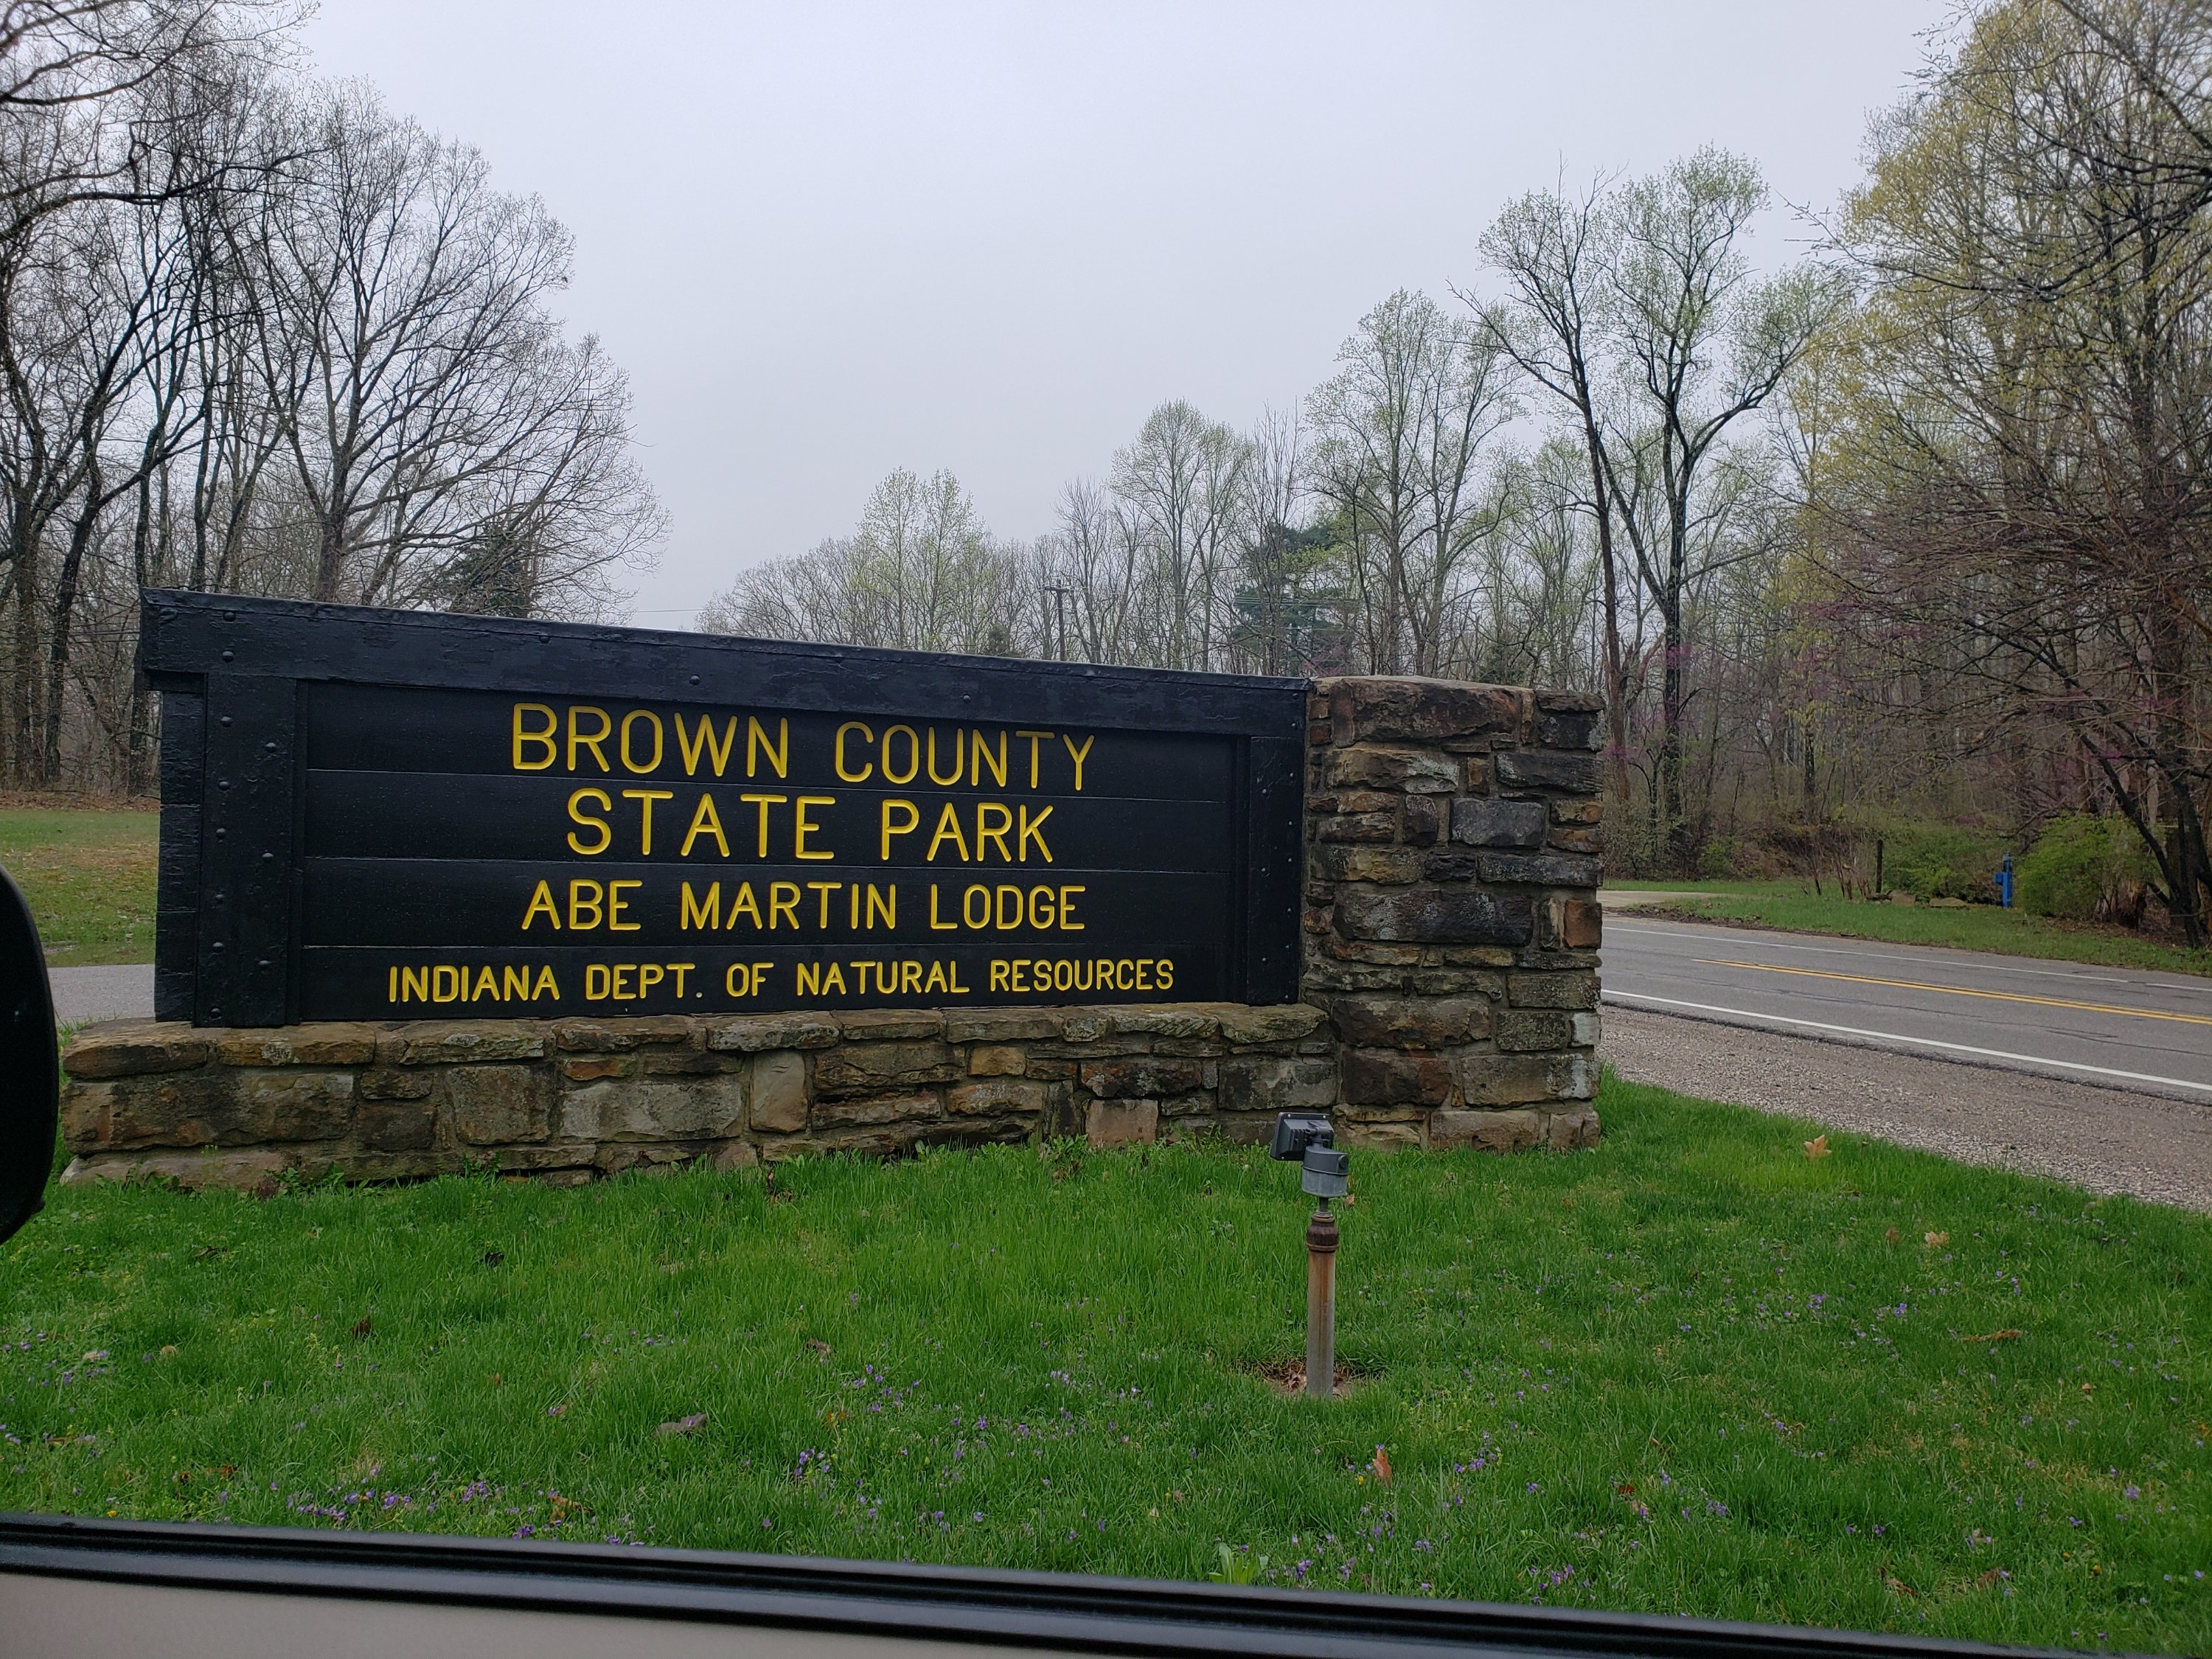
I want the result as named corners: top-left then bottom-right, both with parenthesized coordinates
top-left (144, 592), bottom-right (1304, 1027)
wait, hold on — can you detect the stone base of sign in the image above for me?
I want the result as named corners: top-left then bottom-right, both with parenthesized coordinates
top-left (61, 671), bottom-right (1605, 1187)
top-left (1302, 675), bottom-right (1604, 1150)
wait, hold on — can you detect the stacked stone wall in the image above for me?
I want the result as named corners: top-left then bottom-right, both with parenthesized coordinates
top-left (58, 1004), bottom-right (1334, 1189)
top-left (1304, 676), bottom-right (1603, 1153)
top-left (57, 672), bottom-right (1606, 1186)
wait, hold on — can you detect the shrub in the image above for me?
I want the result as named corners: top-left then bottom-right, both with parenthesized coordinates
top-left (1878, 822), bottom-right (2006, 901)
top-left (2016, 815), bottom-right (2159, 922)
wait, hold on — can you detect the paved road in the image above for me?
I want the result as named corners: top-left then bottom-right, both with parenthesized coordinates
top-left (1602, 917), bottom-right (2212, 1099)
top-left (49, 962), bottom-right (153, 1027)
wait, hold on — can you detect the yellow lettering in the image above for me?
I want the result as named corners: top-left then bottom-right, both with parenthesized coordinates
top-left (730, 882), bottom-right (763, 928)
top-left (990, 960), bottom-right (1009, 990)
top-left (962, 883), bottom-right (990, 928)
top-left (1134, 959), bottom-right (1152, 990)
top-left (970, 728), bottom-right (1006, 787)
top-left (1016, 729), bottom-right (1052, 788)
top-left (612, 964), bottom-right (636, 999)
top-left (900, 961), bottom-right (923, 995)
top-left (834, 721), bottom-right (874, 782)
top-left (521, 880), bottom-right (560, 931)
top-left (473, 965), bottom-right (500, 1002)
top-left (1062, 732), bottom-right (1093, 790)
top-left (794, 795), bottom-right (835, 860)
top-left (1058, 885), bottom-right (1085, 931)
top-left (995, 885), bottom-right (1023, 929)
top-left (882, 723), bottom-right (919, 784)
top-left (949, 960), bottom-right (969, 993)
top-left (568, 880), bottom-right (604, 930)
top-left (797, 962), bottom-right (820, 997)
top-left (747, 716), bottom-right (789, 779)
top-left (675, 712), bottom-right (737, 776)
top-left (1018, 803), bottom-right (1054, 863)
top-left (503, 965), bottom-right (530, 1001)
top-left (402, 965), bottom-right (429, 1002)
top-left (1156, 958), bottom-right (1174, 990)
top-left (927, 726), bottom-right (964, 786)
top-left (568, 705), bottom-right (612, 772)
top-left (740, 793), bottom-right (787, 858)
top-left (680, 793), bottom-right (729, 858)
top-left (681, 882), bottom-right (722, 930)
top-left (672, 963), bottom-right (693, 997)
top-left (768, 881), bottom-right (800, 930)
top-left (880, 799), bottom-right (919, 858)
top-left (925, 960), bottom-right (948, 995)
top-left (532, 965), bottom-right (558, 1001)
top-left (639, 964), bottom-right (665, 996)
top-left (619, 709), bottom-right (664, 774)
top-left (432, 964), bottom-right (462, 1004)
top-left (622, 788), bottom-right (674, 855)
top-left (1010, 959), bottom-right (1029, 992)
top-left (586, 963), bottom-right (611, 1000)
top-left (821, 963), bottom-right (846, 995)
top-left (512, 703), bottom-right (557, 771)
top-left (926, 801), bottom-right (971, 862)
top-left (866, 884), bottom-right (896, 928)
top-left (975, 801), bottom-right (1012, 863)
top-left (1027, 886), bottom-right (1056, 928)
top-left (807, 880), bottom-right (841, 928)
top-left (930, 883), bottom-right (958, 931)
top-left (566, 787), bottom-right (613, 855)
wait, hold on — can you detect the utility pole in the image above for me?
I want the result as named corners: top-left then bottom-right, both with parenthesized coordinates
top-left (1042, 584), bottom-right (1072, 661)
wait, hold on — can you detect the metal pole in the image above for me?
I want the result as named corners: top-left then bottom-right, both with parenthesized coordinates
top-left (1304, 1200), bottom-right (1338, 1398)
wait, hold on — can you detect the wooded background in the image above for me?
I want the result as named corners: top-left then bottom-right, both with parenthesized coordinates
top-left (10, 2), bottom-right (2211, 937)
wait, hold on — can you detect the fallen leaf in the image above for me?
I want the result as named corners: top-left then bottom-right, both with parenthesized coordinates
top-left (805, 1338), bottom-right (832, 1359)
top-left (2081, 1382), bottom-right (2094, 1394)
top-left (1924, 1231), bottom-right (1949, 1248)
top-left (1371, 1445), bottom-right (1392, 1485)
top-left (1976, 1568), bottom-right (2003, 1590)
top-left (1615, 1482), bottom-right (1637, 1496)
top-left (350, 1316), bottom-right (372, 1341)
top-left (1804, 1135), bottom-right (1831, 1160)
top-left (1885, 1226), bottom-right (1900, 1243)
top-left (657, 1413), bottom-right (709, 1437)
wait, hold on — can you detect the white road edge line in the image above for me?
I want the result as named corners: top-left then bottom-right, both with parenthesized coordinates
top-left (1600, 990), bottom-right (2212, 1095)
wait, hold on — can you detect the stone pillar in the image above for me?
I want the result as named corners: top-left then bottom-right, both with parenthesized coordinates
top-left (1302, 675), bottom-right (1603, 1152)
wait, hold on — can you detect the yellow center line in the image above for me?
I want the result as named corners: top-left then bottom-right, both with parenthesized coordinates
top-left (1688, 959), bottom-right (2212, 1027)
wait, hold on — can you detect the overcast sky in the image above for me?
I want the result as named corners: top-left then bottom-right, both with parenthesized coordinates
top-left (301, 1), bottom-right (1940, 623)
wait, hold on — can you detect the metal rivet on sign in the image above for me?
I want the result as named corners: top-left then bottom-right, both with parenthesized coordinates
top-left (218, 779), bottom-right (231, 790)
top-left (214, 828), bottom-right (226, 838)
top-left (211, 942), bottom-right (225, 952)
top-left (261, 852), bottom-right (274, 863)
top-left (257, 959), bottom-right (271, 970)
top-left (213, 891), bottom-right (225, 903)
top-left (209, 1006), bottom-right (221, 1018)
top-left (689, 675), bottom-right (700, 686)
top-left (219, 716), bottom-right (232, 726)
top-left (220, 650), bottom-right (234, 662)
top-left (265, 741), bottom-right (277, 751)
top-left (223, 611), bottom-right (235, 622)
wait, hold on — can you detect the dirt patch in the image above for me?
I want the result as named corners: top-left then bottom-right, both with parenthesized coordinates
top-left (1251, 1357), bottom-right (1372, 1397)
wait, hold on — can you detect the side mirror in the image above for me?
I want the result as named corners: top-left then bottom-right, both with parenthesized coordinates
top-left (0, 860), bottom-right (57, 1245)
top-left (1270, 1111), bottom-right (1333, 1162)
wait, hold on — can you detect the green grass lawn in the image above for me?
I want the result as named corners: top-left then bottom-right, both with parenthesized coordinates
top-left (0, 803), bottom-right (157, 965)
top-left (1612, 881), bottom-right (2212, 978)
top-left (4, 1078), bottom-right (2205, 1651)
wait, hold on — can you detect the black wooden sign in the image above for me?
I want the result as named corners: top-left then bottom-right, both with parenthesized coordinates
top-left (143, 592), bottom-right (1306, 1026)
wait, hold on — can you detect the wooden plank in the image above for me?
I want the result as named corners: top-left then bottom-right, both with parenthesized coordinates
top-left (299, 942), bottom-right (1229, 1020)
top-left (1242, 735), bottom-right (1305, 1004)
top-left (144, 591), bottom-right (1308, 737)
top-left (192, 675), bottom-right (299, 1026)
top-left (299, 858), bottom-right (1224, 950)
top-left (151, 686), bottom-right (204, 1022)
top-left (302, 772), bottom-right (1233, 872)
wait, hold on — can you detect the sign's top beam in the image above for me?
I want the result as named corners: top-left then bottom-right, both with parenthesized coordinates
top-left (140, 591), bottom-right (1309, 737)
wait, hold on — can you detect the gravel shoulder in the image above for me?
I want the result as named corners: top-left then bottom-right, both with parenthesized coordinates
top-left (1601, 1004), bottom-right (2212, 1212)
